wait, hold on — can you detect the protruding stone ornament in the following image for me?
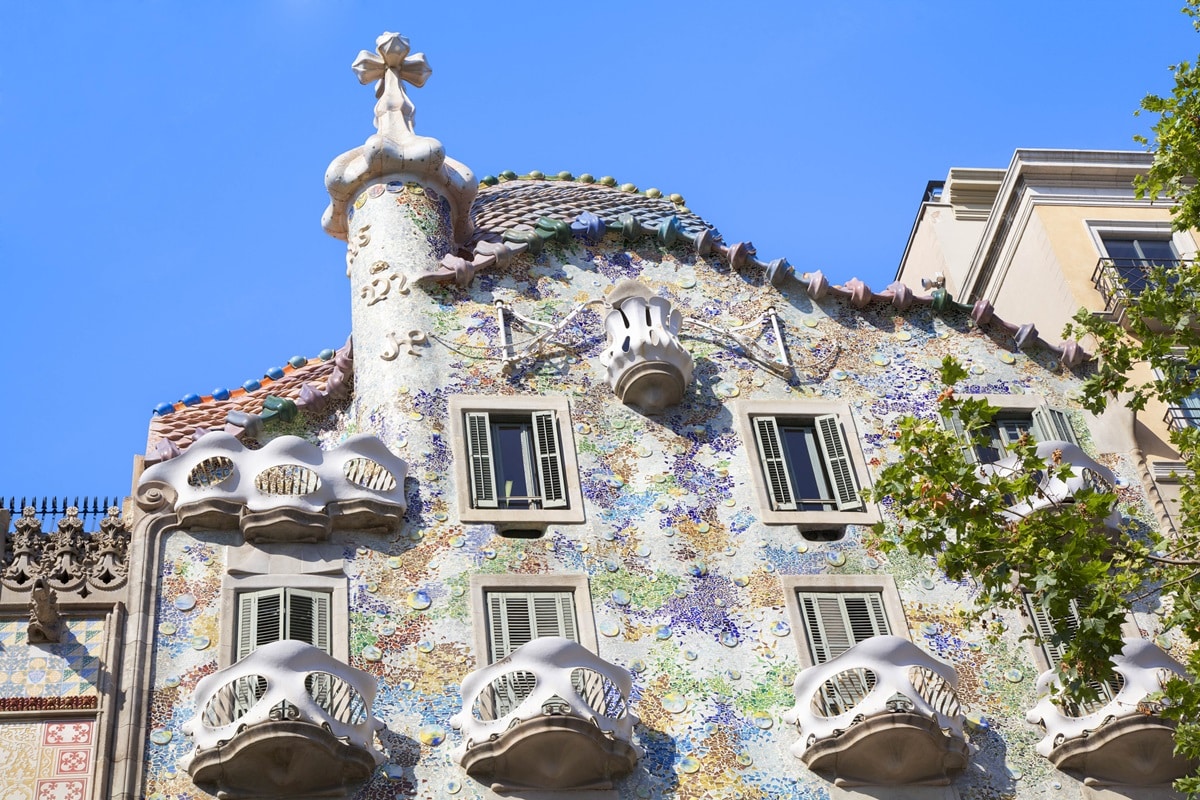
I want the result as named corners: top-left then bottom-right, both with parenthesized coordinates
top-left (599, 280), bottom-right (694, 412)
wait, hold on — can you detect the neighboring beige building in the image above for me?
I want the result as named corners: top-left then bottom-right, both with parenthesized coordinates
top-left (897, 149), bottom-right (1200, 534)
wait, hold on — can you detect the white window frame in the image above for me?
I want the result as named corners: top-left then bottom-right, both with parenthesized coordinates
top-left (450, 396), bottom-right (585, 525)
top-left (736, 400), bottom-right (879, 528)
top-left (219, 543), bottom-right (349, 667)
top-left (1085, 220), bottom-right (1196, 262)
top-left (942, 394), bottom-right (1079, 465)
top-left (781, 575), bottom-right (908, 670)
top-left (467, 573), bottom-right (598, 667)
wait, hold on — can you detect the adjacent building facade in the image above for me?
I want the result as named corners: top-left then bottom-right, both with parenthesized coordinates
top-left (0, 33), bottom-right (1193, 800)
top-left (896, 148), bottom-right (1199, 540)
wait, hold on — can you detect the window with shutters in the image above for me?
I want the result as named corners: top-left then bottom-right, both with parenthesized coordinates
top-left (781, 575), bottom-right (907, 670)
top-left (1023, 593), bottom-right (1123, 715)
top-left (468, 574), bottom-right (600, 717)
top-left (217, 543), bottom-right (350, 668)
top-left (450, 396), bottom-right (585, 525)
top-left (236, 588), bottom-right (332, 660)
top-left (737, 401), bottom-right (878, 527)
top-left (942, 397), bottom-right (1079, 465)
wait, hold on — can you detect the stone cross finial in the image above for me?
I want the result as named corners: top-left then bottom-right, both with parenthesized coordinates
top-left (351, 33), bottom-right (432, 138)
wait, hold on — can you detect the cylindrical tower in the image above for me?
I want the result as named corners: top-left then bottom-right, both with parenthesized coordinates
top-left (323, 32), bottom-right (476, 418)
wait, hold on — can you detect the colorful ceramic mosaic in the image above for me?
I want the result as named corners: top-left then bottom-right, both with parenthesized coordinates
top-left (0, 617), bottom-right (105, 711)
top-left (0, 718), bottom-right (96, 799)
top-left (135, 187), bottom-right (1175, 800)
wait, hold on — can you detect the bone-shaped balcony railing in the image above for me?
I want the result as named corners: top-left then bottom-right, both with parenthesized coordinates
top-left (1026, 638), bottom-right (1188, 757)
top-left (182, 640), bottom-right (384, 767)
top-left (979, 441), bottom-right (1120, 527)
top-left (449, 636), bottom-right (638, 757)
top-left (783, 635), bottom-right (966, 757)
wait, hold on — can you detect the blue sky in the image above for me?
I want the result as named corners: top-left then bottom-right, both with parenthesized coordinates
top-left (1, 2), bottom-right (1195, 501)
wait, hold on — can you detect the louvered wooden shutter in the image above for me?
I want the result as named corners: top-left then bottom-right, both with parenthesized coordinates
top-left (286, 589), bottom-right (332, 654)
top-left (941, 412), bottom-right (979, 465)
top-left (465, 412), bottom-right (498, 508)
top-left (530, 410), bottom-right (568, 509)
top-left (814, 415), bottom-right (863, 511)
top-left (486, 591), bottom-right (579, 717)
top-left (237, 588), bottom-right (285, 661)
top-left (486, 591), bottom-right (579, 662)
top-left (1025, 594), bottom-right (1069, 667)
top-left (798, 591), bottom-right (889, 664)
top-left (753, 417), bottom-right (797, 511)
top-left (1032, 406), bottom-right (1079, 446)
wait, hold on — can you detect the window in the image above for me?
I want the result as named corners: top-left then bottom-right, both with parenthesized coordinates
top-left (1024, 593), bottom-right (1121, 713)
top-left (468, 574), bottom-right (599, 718)
top-left (218, 543), bottom-right (349, 667)
top-left (943, 398), bottom-right (1078, 464)
top-left (1101, 236), bottom-right (1178, 297)
top-left (737, 401), bottom-right (878, 527)
top-left (781, 575), bottom-right (907, 670)
top-left (450, 396), bottom-right (584, 525)
top-left (236, 588), bottom-right (331, 659)
top-left (797, 591), bottom-right (890, 665)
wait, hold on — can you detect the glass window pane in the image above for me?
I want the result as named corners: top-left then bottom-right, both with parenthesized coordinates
top-left (492, 422), bottom-right (535, 508)
top-left (781, 423), bottom-right (835, 511)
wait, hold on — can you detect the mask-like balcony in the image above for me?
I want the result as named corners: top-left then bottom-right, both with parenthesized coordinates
top-left (981, 441), bottom-right (1120, 528)
top-left (599, 280), bottom-right (693, 412)
top-left (1026, 638), bottom-right (1195, 788)
top-left (183, 640), bottom-right (385, 799)
top-left (449, 636), bottom-right (640, 793)
top-left (138, 432), bottom-right (408, 541)
top-left (782, 635), bottom-right (970, 786)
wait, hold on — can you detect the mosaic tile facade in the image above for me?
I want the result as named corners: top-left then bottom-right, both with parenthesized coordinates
top-left (0, 618), bottom-right (105, 712)
top-left (0, 718), bottom-right (95, 800)
top-left (136, 189), bottom-right (1182, 800)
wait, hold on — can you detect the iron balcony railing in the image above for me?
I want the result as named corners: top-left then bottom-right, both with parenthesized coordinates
top-left (1091, 257), bottom-right (1188, 316)
top-left (3, 496), bottom-right (124, 528)
top-left (1164, 404), bottom-right (1200, 433)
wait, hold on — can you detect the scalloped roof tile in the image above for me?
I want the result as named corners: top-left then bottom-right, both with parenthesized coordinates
top-left (470, 178), bottom-right (714, 244)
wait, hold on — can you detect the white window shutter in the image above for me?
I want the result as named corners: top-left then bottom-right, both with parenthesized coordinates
top-left (1032, 406), bottom-right (1079, 446)
top-left (941, 412), bottom-right (979, 464)
top-left (530, 410), bottom-right (568, 509)
top-left (753, 417), bottom-right (797, 511)
top-left (237, 588), bottom-right (285, 661)
top-left (799, 591), bottom-right (890, 665)
top-left (814, 415), bottom-right (864, 511)
top-left (1024, 594), bottom-right (1070, 667)
top-left (465, 412), bottom-right (498, 508)
top-left (286, 588), bottom-right (331, 654)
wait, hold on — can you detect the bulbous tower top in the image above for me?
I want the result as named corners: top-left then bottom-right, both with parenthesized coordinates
top-left (323, 32), bottom-right (476, 245)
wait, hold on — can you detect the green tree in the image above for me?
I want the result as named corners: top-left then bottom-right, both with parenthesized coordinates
top-left (873, 263), bottom-right (1200, 789)
top-left (1135, 0), bottom-right (1200, 232)
top-left (874, 5), bottom-right (1200, 786)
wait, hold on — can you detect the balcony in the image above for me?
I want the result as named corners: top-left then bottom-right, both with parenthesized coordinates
top-left (449, 637), bottom-right (640, 792)
top-left (1091, 257), bottom-right (1187, 323)
top-left (979, 441), bottom-right (1120, 528)
top-left (183, 640), bottom-right (385, 799)
top-left (599, 280), bottom-right (694, 412)
top-left (1164, 403), bottom-right (1200, 434)
top-left (782, 635), bottom-right (970, 786)
top-left (1026, 638), bottom-right (1195, 787)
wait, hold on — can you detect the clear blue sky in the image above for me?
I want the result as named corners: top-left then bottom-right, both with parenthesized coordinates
top-left (1, 2), bottom-right (1194, 502)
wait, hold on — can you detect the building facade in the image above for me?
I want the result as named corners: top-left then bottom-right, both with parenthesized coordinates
top-left (896, 149), bottom-right (1200, 536)
top-left (0, 33), bottom-right (1193, 800)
